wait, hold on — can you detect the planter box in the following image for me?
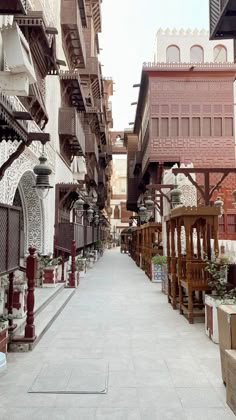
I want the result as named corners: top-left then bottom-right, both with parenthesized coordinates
top-left (217, 305), bottom-right (236, 384)
top-left (43, 266), bottom-right (58, 287)
top-left (225, 349), bottom-right (236, 415)
top-left (4, 283), bottom-right (27, 319)
top-left (66, 271), bottom-right (79, 288)
top-left (152, 264), bottom-right (168, 285)
top-left (0, 327), bottom-right (8, 353)
top-left (205, 295), bottom-right (235, 344)
top-left (205, 294), bottom-right (222, 344)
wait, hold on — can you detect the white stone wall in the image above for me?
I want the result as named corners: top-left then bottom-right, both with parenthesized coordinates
top-left (153, 28), bottom-right (234, 63)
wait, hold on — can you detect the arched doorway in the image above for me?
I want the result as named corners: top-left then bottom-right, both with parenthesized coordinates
top-left (13, 171), bottom-right (45, 256)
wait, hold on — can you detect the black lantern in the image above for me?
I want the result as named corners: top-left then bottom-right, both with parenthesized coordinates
top-left (145, 195), bottom-right (154, 211)
top-left (139, 204), bottom-right (147, 223)
top-left (87, 207), bottom-right (94, 223)
top-left (74, 196), bottom-right (85, 218)
top-left (33, 152), bottom-right (53, 200)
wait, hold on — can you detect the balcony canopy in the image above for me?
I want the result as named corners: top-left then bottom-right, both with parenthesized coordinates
top-left (0, 0), bottom-right (26, 15)
top-left (210, 0), bottom-right (236, 39)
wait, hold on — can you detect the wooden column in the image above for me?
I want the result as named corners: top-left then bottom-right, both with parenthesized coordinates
top-left (60, 251), bottom-right (65, 283)
top-left (24, 247), bottom-right (36, 341)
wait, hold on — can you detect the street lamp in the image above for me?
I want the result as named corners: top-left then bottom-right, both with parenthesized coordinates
top-left (214, 196), bottom-right (224, 216)
top-left (33, 151), bottom-right (53, 200)
top-left (139, 203), bottom-right (148, 223)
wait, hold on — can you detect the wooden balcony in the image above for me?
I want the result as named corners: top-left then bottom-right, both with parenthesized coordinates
top-left (57, 223), bottom-right (99, 252)
top-left (59, 71), bottom-right (86, 111)
top-left (61, 0), bottom-right (86, 69)
top-left (79, 57), bottom-right (100, 77)
top-left (15, 10), bottom-right (59, 76)
top-left (0, 0), bottom-right (27, 14)
top-left (133, 151), bottom-right (142, 175)
top-left (210, 0), bottom-right (236, 39)
top-left (98, 168), bottom-right (106, 185)
top-left (85, 132), bottom-right (99, 163)
top-left (59, 107), bottom-right (85, 156)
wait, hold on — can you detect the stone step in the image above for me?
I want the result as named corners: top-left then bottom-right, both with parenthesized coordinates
top-left (8, 286), bottom-right (76, 352)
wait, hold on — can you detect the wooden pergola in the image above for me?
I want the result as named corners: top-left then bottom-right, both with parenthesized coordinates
top-left (166, 205), bottom-right (220, 323)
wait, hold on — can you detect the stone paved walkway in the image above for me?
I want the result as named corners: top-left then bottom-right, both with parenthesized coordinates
top-left (0, 248), bottom-right (235, 420)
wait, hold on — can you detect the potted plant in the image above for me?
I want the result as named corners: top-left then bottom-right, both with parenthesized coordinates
top-left (0, 315), bottom-right (8, 353)
top-left (151, 254), bottom-right (167, 285)
top-left (75, 256), bottom-right (87, 278)
top-left (204, 256), bottom-right (236, 343)
top-left (38, 254), bottom-right (61, 287)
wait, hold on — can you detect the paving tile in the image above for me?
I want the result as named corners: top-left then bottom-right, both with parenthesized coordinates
top-left (97, 387), bottom-right (138, 408)
top-left (95, 408), bottom-right (141, 420)
top-left (176, 387), bottom-right (225, 408)
top-left (137, 387), bottom-right (182, 409)
top-left (0, 249), bottom-right (229, 418)
top-left (140, 407), bottom-right (188, 420)
top-left (184, 408), bottom-right (236, 420)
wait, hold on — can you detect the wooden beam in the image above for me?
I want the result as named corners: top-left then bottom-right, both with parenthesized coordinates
top-left (13, 111), bottom-right (33, 121)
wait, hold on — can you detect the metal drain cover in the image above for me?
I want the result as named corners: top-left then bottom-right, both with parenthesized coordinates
top-left (28, 360), bottom-right (108, 394)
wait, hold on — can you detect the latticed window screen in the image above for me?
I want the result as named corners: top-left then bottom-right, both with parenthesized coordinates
top-left (203, 118), bottom-right (211, 136)
top-left (227, 214), bottom-right (236, 233)
top-left (214, 118), bottom-right (222, 136)
top-left (225, 118), bottom-right (233, 136)
top-left (152, 118), bottom-right (159, 137)
top-left (181, 118), bottom-right (190, 136)
top-left (171, 118), bottom-right (179, 136)
top-left (192, 118), bottom-right (201, 136)
top-left (218, 215), bottom-right (225, 233)
top-left (114, 205), bottom-right (120, 219)
top-left (160, 118), bottom-right (169, 137)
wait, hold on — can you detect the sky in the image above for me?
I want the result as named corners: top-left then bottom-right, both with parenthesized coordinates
top-left (99, 0), bottom-right (209, 131)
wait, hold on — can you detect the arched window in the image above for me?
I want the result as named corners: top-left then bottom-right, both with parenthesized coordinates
top-left (214, 45), bottom-right (227, 63)
top-left (190, 45), bottom-right (204, 63)
top-left (166, 45), bottom-right (180, 63)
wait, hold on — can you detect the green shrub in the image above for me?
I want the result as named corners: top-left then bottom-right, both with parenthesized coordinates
top-left (151, 255), bottom-right (167, 266)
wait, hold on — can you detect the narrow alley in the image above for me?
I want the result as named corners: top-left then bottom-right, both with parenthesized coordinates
top-left (0, 248), bottom-right (235, 420)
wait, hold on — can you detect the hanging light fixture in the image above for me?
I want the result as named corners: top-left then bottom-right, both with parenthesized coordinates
top-left (74, 196), bottom-right (84, 217)
top-left (33, 151), bottom-right (53, 200)
top-left (170, 186), bottom-right (182, 208)
top-left (145, 195), bottom-right (154, 211)
top-left (139, 203), bottom-right (147, 223)
top-left (94, 212), bottom-right (100, 226)
top-left (87, 207), bottom-right (94, 223)
top-left (214, 196), bottom-right (224, 216)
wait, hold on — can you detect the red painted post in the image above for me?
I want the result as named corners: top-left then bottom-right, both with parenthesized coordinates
top-left (24, 246), bottom-right (36, 341)
top-left (60, 251), bottom-right (65, 283)
top-left (68, 240), bottom-right (76, 288)
top-left (8, 272), bottom-right (17, 331)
